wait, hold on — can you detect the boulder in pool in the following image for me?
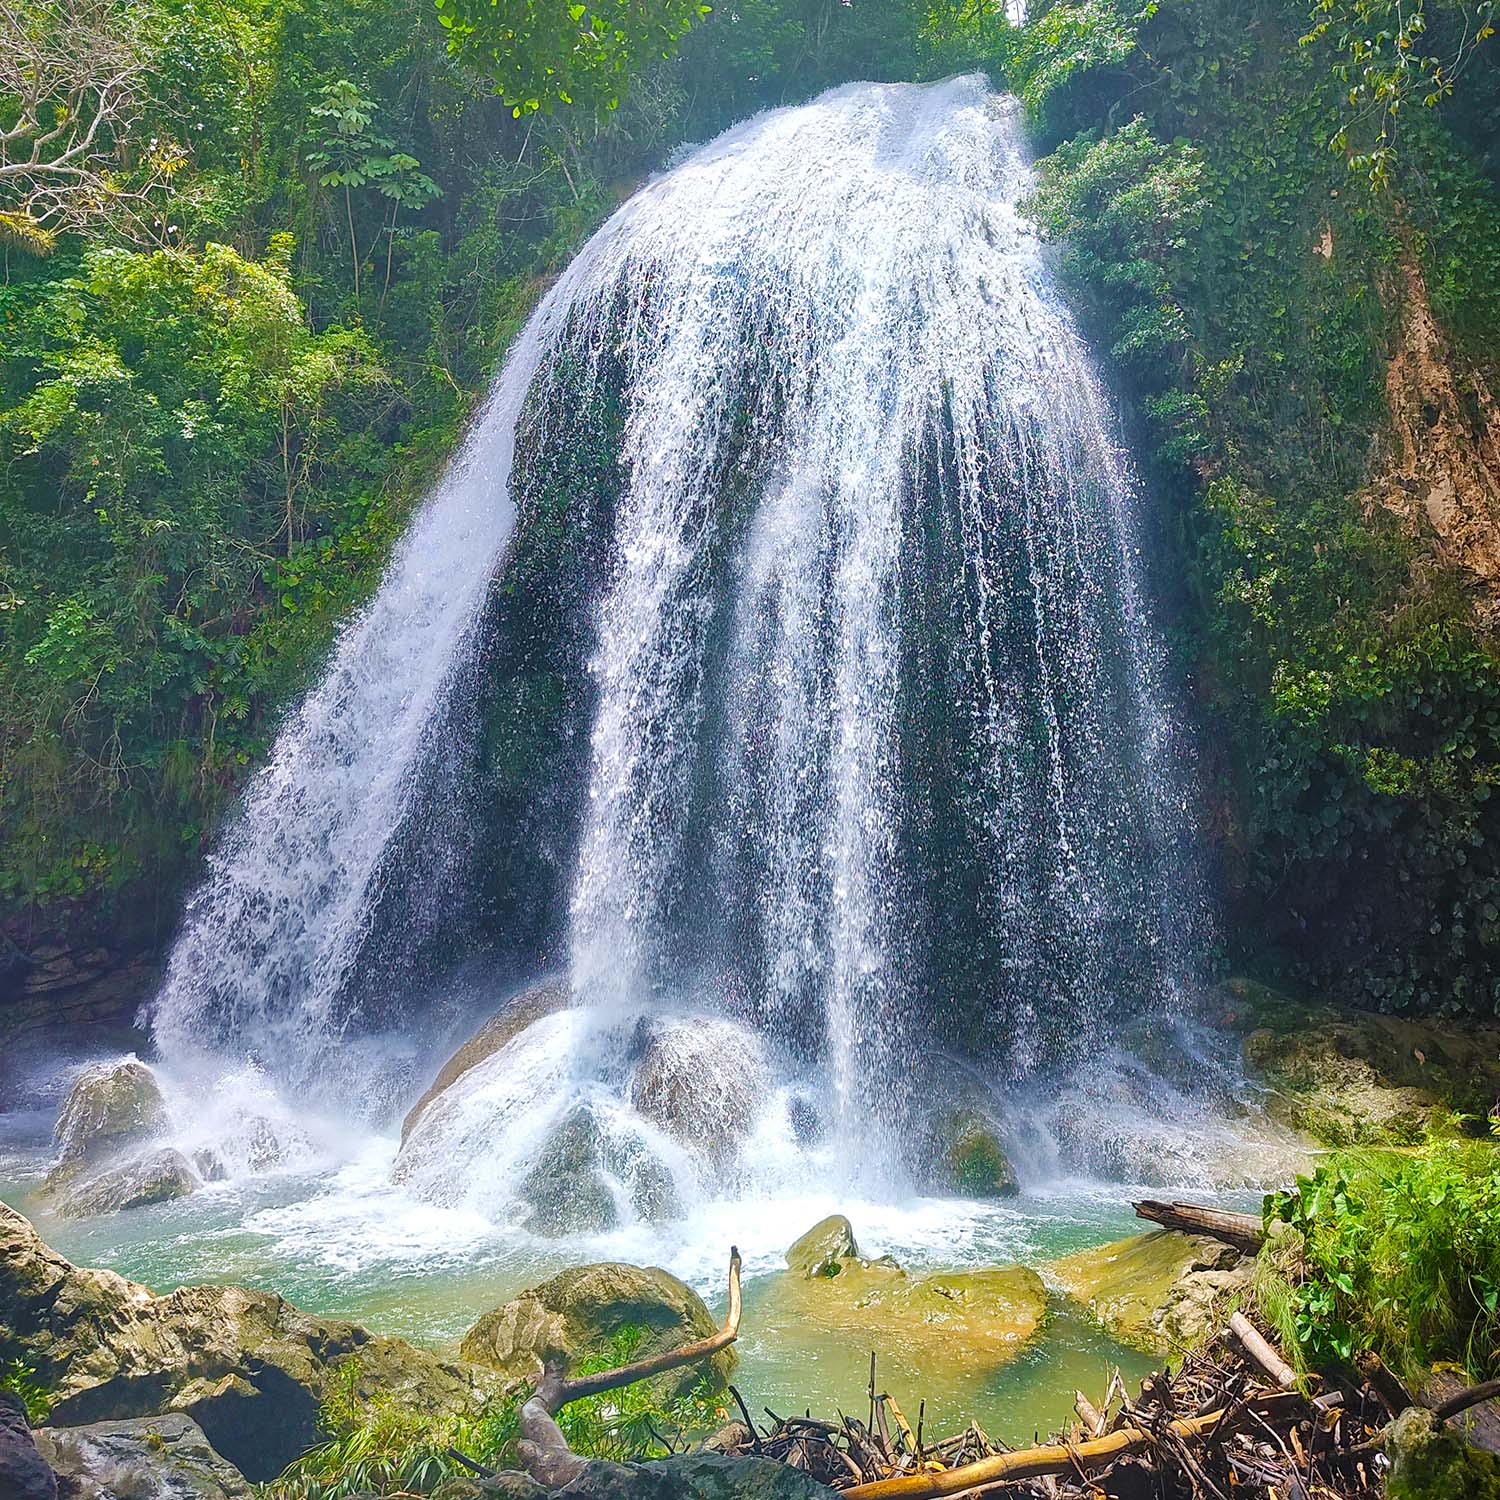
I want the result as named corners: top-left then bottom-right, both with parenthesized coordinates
top-left (403, 978), bottom-right (570, 1142)
top-left (32, 1412), bottom-right (251, 1500)
top-left (762, 1218), bottom-right (1047, 1386)
top-left (0, 1202), bottom-right (497, 1483)
top-left (1047, 1229), bottom-right (1251, 1354)
top-left (519, 1105), bottom-right (619, 1237)
top-left (459, 1262), bottom-right (737, 1399)
top-left (48, 1059), bottom-right (169, 1186)
top-left (53, 1148), bottom-right (199, 1219)
top-left (936, 1110), bottom-right (1018, 1198)
top-left (629, 1016), bottom-right (766, 1165)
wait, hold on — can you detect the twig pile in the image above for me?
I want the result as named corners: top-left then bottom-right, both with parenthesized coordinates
top-left (718, 1321), bottom-right (1395, 1499)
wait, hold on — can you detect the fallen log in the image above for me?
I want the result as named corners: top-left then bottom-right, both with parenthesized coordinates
top-left (515, 1246), bottom-right (743, 1488)
top-left (1133, 1199), bottom-right (1265, 1252)
top-left (839, 1405), bottom-right (1233, 1498)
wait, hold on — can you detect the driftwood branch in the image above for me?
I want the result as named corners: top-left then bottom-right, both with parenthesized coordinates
top-left (1435, 1378), bottom-right (1500, 1423)
top-left (1230, 1311), bottom-right (1299, 1389)
top-left (516, 1246), bottom-right (743, 1488)
top-left (1134, 1199), bottom-right (1265, 1252)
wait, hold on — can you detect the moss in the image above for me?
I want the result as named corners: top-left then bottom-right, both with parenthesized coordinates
top-left (1388, 1407), bottom-right (1500, 1500)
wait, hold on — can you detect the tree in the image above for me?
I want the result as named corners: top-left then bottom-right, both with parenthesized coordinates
top-left (431, 0), bottom-right (709, 116)
top-left (0, 0), bottom-right (182, 249)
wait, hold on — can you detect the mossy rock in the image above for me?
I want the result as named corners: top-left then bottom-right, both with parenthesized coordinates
top-left (1047, 1230), bottom-right (1250, 1356)
top-left (53, 1148), bottom-right (198, 1219)
top-left (459, 1262), bottom-right (736, 1399)
top-left (47, 1060), bottom-right (169, 1189)
top-left (1222, 978), bottom-right (1500, 1147)
top-left (1387, 1406), bottom-right (1500, 1500)
top-left (762, 1219), bottom-right (1047, 1387)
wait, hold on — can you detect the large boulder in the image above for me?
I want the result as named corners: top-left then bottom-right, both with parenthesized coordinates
top-left (928, 1110), bottom-right (1018, 1198)
top-left (53, 1148), bottom-right (199, 1219)
top-left (1046, 1229), bottom-right (1251, 1355)
top-left (519, 1106), bottom-right (619, 1237)
top-left (628, 1018), bottom-right (766, 1164)
top-left (761, 1218), bottom-right (1047, 1390)
top-left (460, 1262), bottom-right (736, 1399)
top-left (0, 1391), bottom-right (57, 1500)
top-left (48, 1060), bottom-right (169, 1185)
top-left (32, 1412), bottom-right (252, 1500)
top-left (0, 1203), bottom-right (496, 1482)
top-left (403, 979), bottom-right (570, 1142)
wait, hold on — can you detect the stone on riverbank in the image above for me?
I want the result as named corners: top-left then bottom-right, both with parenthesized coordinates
top-left (1047, 1229), bottom-right (1252, 1355)
top-left (32, 1412), bottom-right (252, 1500)
top-left (0, 1202), bottom-right (496, 1482)
top-left (0, 1391), bottom-right (57, 1500)
top-left (460, 1262), bottom-right (736, 1399)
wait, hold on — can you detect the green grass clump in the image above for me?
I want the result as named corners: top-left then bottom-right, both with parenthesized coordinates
top-left (262, 1328), bottom-right (727, 1500)
top-left (0, 1359), bottom-right (52, 1425)
top-left (1259, 1138), bottom-right (1500, 1384)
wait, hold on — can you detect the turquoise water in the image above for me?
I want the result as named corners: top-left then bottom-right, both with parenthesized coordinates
top-left (2, 1123), bottom-right (1160, 1445)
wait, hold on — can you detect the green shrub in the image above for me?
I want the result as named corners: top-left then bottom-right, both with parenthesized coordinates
top-left (0, 1359), bottom-right (52, 1426)
top-left (1262, 1140), bottom-right (1500, 1382)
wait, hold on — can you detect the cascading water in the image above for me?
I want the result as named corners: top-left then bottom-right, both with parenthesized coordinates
top-left (149, 74), bottom-right (1214, 1212)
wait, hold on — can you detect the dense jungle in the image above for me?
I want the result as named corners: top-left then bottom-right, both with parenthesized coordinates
top-left (3, 0), bottom-right (1500, 1497)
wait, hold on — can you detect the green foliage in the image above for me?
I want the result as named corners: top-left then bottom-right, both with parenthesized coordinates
top-left (0, 1359), bottom-right (52, 1425)
top-left (1263, 1141), bottom-right (1500, 1381)
top-left (432, 0), bottom-right (709, 117)
top-left (263, 1335), bottom-right (724, 1500)
top-left (1000, 0), bottom-right (1500, 1016)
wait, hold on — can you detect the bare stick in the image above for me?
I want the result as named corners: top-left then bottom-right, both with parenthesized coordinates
top-left (1230, 1311), bottom-right (1299, 1390)
top-left (1074, 1389), bottom-right (1105, 1438)
top-left (1435, 1379), bottom-right (1500, 1423)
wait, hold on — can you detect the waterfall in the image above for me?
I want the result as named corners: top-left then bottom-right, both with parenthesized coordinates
top-left (150, 76), bottom-right (1206, 1181)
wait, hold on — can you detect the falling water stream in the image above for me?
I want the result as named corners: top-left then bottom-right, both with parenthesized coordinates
top-left (1, 76), bottom-right (1308, 1442)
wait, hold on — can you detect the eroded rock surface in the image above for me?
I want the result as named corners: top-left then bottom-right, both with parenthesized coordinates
top-left (33, 1412), bottom-right (252, 1500)
top-left (53, 1148), bottom-right (199, 1219)
top-left (459, 1262), bottom-right (736, 1399)
top-left (48, 1060), bottom-right (169, 1185)
top-left (0, 1390), bottom-right (57, 1500)
top-left (1047, 1229), bottom-right (1251, 1355)
top-left (0, 1203), bottom-right (496, 1482)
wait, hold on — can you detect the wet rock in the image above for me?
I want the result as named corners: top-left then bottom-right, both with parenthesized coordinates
top-left (459, 1262), bottom-right (736, 1399)
top-left (48, 1060), bottom-right (168, 1185)
top-left (1386, 1404), bottom-right (1500, 1499)
top-left (432, 1475), bottom-right (550, 1500)
top-left (1226, 979), bottom-right (1500, 1147)
top-left (0, 1390), bottom-right (57, 1500)
top-left (937, 1111), bottom-right (1018, 1198)
top-left (32, 1412), bottom-right (251, 1500)
top-left (193, 1149), bottom-right (228, 1183)
top-left (624, 1151), bottom-right (681, 1224)
top-left (519, 1106), bottom-right (618, 1237)
top-left (0, 1202), bottom-right (497, 1482)
top-left (53, 1149), bottom-right (199, 1219)
top-left (403, 979), bottom-right (570, 1143)
top-left (765, 1219), bottom-right (1046, 1386)
top-left (555, 1452), bottom-right (834, 1497)
top-left (629, 1017), bottom-right (766, 1163)
top-left (785, 1215), bottom-right (859, 1278)
top-left (1047, 1229), bottom-right (1251, 1355)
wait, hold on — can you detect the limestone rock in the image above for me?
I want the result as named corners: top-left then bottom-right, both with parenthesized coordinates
top-left (785, 1215), bottom-right (859, 1279)
top-left (938, 1111), bottom-right (1018, 1198)
top-left (554, 1452), bottom-right (834, 1497)
top-left (403, 979), bottom-right (570, 1142)
top-left (1228, 979), bottom-right (1500, 1146)
top-left (0, 1390), bottom-right (57, 1500)
top-left (49, 1060), bottom-right (169, 1183)
top-left (519, 1106), bottom-right (618, 1237)
top-left (0, 1202), bottom-right (496, 1482)
top-left (628, 1018), bottom-right (767, 1164)
top-left (1387, 1404), bottom-right (1500, 1500)
top-left (766, 1221), bottom-right (1046, 1387)
top-left (32, 1412), bottom-right (252, 1500)
top-left (459, 1262), bottom-right (736, 1399)
top-left (53, 1148), bottom-right (199, 1218)
top-left (1047, 1229), bottom-right (1251, 1355)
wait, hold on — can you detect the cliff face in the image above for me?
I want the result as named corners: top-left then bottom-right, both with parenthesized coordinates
top-left (1374, 252), bottom-right (1500, 596)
